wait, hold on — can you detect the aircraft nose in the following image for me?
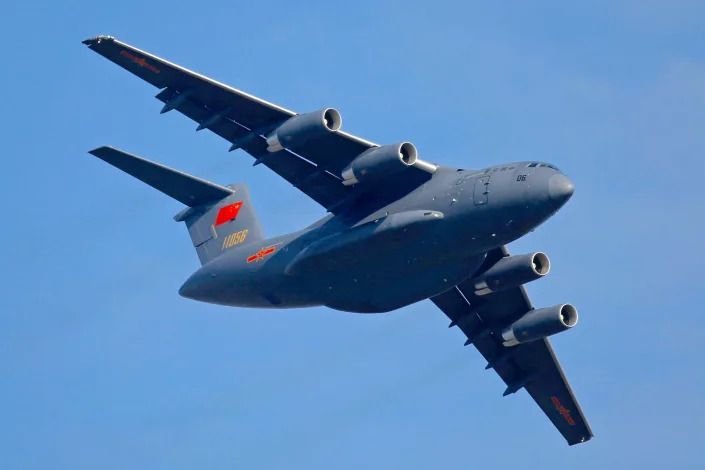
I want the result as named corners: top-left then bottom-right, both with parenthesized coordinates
top-left (548, 173), bottom-right (574, 206)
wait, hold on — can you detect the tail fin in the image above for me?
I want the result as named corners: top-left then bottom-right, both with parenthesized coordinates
top-left (175, 184), bottom-right (264, 265)
top-left (88, 146), bottom-right (265, 265)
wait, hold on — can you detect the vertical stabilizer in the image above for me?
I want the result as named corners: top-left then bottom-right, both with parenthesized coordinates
top-left (175, 184), bottom-right (264, 265)
top-left (89, 146), bottom-right (265, 265)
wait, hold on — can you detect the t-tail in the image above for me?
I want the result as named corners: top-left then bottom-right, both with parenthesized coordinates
top-left (88, 146), bottom-right (264, 265)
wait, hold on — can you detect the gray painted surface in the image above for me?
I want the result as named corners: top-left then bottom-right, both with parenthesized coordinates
top-left (84, 35), bottom-right (592, 446)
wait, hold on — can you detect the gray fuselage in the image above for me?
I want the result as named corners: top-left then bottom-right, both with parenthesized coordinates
top-left (179, 162), bottom-right (574, 313)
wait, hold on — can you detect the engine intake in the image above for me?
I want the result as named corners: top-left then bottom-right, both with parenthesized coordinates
top-left (341, 142), bottom-right (421, 185)
top-left (474, 252), bottom-right (550, 296)
top-left (501, 304), bottom-right (578, 346)
top-left (266, 108), bottom-right (342, 152)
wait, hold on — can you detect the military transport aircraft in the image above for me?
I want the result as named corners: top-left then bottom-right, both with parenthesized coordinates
top-left (83, 35), bottom-right (593, 445)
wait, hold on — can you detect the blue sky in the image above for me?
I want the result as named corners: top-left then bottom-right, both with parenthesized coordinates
top-left (2, 1), bottom-right (705, 468)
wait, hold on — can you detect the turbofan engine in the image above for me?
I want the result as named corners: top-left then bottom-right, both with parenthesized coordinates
top-left (474, 252), bottom-right (550, 296)
top-left (341, 142), bottom-right (417, 185)
top-left (501, 304), bottom-right (578, 346)
top-left (266, 108), bottom-right (342, 152)
top-left (341, 142), bottom-right (437, 186)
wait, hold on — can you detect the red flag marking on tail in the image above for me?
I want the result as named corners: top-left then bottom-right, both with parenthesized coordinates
top-left (214, 201), bottom-right (243, 227)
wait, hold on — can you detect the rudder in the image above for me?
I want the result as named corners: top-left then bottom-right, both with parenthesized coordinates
top-left (175, 184), bottom-right (264, 265)
top-left (88, 146), bottom-right (264, 266)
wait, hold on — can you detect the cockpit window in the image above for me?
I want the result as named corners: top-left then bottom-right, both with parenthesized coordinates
top-left (527, 162), bottom-right (560, 171)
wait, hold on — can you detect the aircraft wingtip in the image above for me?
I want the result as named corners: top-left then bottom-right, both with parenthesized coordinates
top-left (82, 35), bottom-right (114, 46)
top-left (87, 145), bottom-right (114, 156)
top-left (568, 434), bottom-right (594, 446)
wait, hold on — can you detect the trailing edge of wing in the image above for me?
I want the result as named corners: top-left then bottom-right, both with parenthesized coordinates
top-left (88, 146), bottom-right (233, 207)
top-left (83, 36), bottom-right (435, 215)
top-left (82, 35), bottom-right (361, 211)
top-left (431, 246), bottom-right (593, 446)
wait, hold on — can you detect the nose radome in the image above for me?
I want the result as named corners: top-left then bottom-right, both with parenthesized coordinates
top-left (548, 173), bottom-right (574, 205)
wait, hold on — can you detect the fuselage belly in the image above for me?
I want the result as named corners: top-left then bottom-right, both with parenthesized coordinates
top-left (180, 163), bottom-right (570, 313)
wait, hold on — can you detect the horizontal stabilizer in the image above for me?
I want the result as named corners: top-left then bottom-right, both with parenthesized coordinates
top-left (88, 146), bottom-right (233, 207)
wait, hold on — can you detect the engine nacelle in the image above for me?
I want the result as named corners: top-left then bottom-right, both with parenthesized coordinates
top-left (266, 108), bottom-right (342, 152)
top-left (501, 304), bottom-right (578, 346)
top-left (473, 252), bottom-right (550, 296)
top-left (341, 142), bottom-right (418, 185)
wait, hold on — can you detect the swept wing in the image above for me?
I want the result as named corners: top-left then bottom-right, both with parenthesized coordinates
top-left (431, 246), bottom-right (593, 445)
top-left (82, 35), bottom-right (385, 212)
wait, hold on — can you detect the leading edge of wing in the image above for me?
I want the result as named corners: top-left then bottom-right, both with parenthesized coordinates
top-left (82, 35), bottom-right (296, 118)
top-left (526, 339), bottom-right (594, 444)
top-left (431, 246), bottom-right (593, 445)
top-left (81, 35), bottom-right (377, 148)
